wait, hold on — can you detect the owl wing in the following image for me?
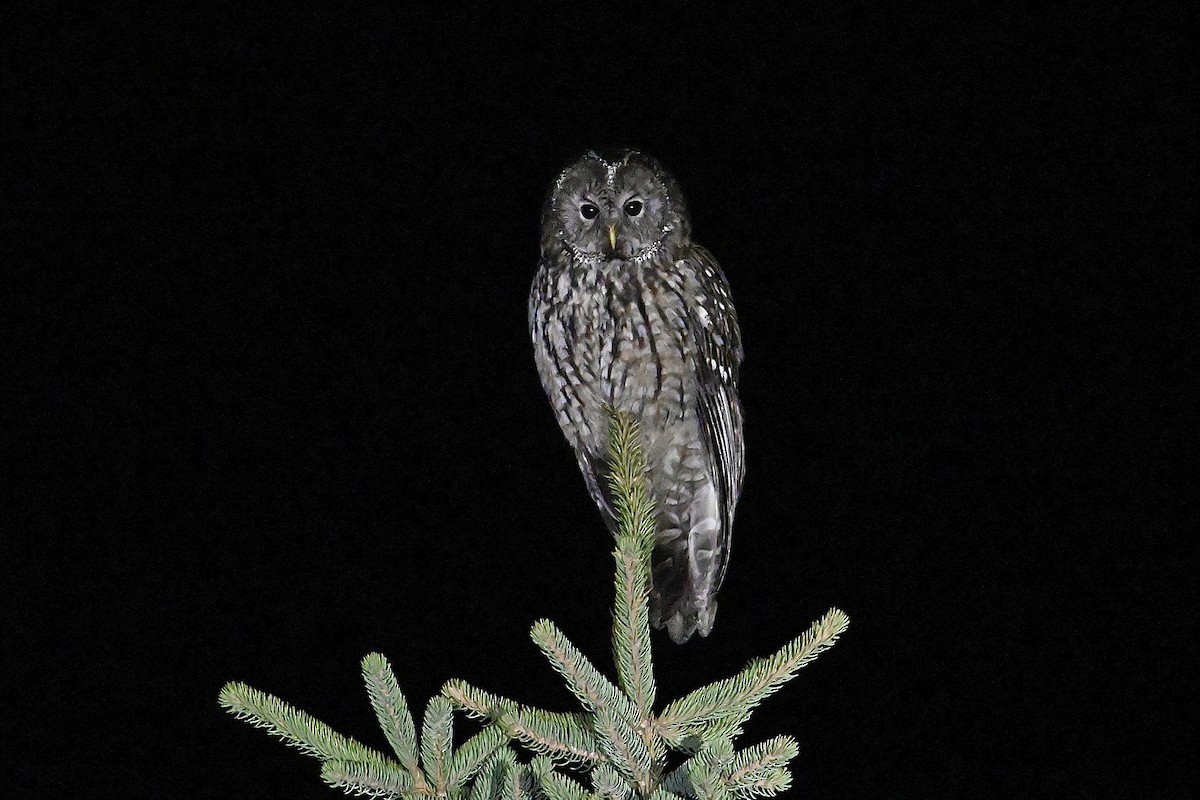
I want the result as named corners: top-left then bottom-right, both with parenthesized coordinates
top-left (685, 245), bottom-right (745, 591)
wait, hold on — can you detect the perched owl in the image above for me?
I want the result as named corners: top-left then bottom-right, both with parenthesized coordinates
top-left (529, 150), bottom-right (744, 643)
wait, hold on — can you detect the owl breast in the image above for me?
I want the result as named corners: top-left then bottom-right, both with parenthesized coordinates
top-left (534, 255), bottom-right (699, 456)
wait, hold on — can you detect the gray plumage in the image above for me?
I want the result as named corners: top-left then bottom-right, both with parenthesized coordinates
top-left (529, 150), bottom-right (745, 643)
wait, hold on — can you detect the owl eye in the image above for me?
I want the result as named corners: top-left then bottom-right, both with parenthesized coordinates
top-left (623, 200), bottom-right (644, 217)
top-left (579, 203), bottom-right (599, 220)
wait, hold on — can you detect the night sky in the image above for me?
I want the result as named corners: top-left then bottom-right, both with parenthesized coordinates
top-left (7, 4), bottom-right (1192, 798)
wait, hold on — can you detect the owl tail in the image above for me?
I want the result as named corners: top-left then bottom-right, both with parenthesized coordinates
top-left (652, 589), bottom-right (718, 645)
top-left (650, 493), bottom-right (725, 644)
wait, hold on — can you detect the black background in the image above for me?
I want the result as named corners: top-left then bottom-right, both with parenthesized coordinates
top-left (6, 3), bottom-right (1194, 798)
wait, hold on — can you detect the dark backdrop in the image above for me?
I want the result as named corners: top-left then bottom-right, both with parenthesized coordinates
top-left (7, 3), bottom-right (1193, 798)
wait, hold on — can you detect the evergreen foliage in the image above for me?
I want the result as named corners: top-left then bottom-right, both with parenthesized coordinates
top-left (221, 411), bottom-right (849, 798)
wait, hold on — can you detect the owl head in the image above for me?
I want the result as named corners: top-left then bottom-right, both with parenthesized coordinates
top-left (542, 150), bottom-right (691, 263)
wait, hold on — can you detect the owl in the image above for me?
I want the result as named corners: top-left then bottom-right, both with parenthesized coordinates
top-left (529, 150), bottom-right (745, 644)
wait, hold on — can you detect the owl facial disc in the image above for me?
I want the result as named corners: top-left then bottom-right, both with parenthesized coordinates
top-left (543, 149), bottom-right (689, 264)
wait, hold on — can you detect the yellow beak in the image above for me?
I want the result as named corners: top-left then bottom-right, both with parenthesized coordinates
top-left (607, 225), bottom-right (618, 251)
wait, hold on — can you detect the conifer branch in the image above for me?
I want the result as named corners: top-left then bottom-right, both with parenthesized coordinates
top-left (723, 736), bottom-right (797, 792)
top-left (320, 759), bottom-right (417, 799)
top-left (362, 653), bottom-right (426, 789)
top-left (531, 618), bottom-right (636, 722)
top-left (684, 757), bottom-right (727, 800)
top-left (441, 678), bottom-right (518, 720)
top-left (448, 727), bottom-right (510, 789)
top-left (502, 709), bottom-right (603, 766)
top-left (727, 767), bottom-right (790, 800)
top-left (471, 749), bottom-right (521, 800)
top-left (662, 738), bottom-right (730, 799)
top-left (657, 608), bottom-right (850, 739)
top-left (647, 790), bottom-right (689, 800)
top-left (665, 736), bottom-right (798, 800)
top-left (590, 764), bottom-right (631, 800)
top-left (702, 737), bottom-right (736, 769)
top-left (606, 409), bottom-right (657, 717)
top-left (660, 761), bottom-right (692, 797)
top-left (532, 755), bottom-right (594, 800)
top-left (222, 411), bottom-right (849, 800)
top-left (443, 679), bottom-right (602, 765)
top-left (591, 706), bottom-right (655, 795)
top-left (483, 749), bottom-right (539, 800)
top-left (218, 682), bottom-right (385, 763)
top-left (420, 696), bottom-right (454, 794)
